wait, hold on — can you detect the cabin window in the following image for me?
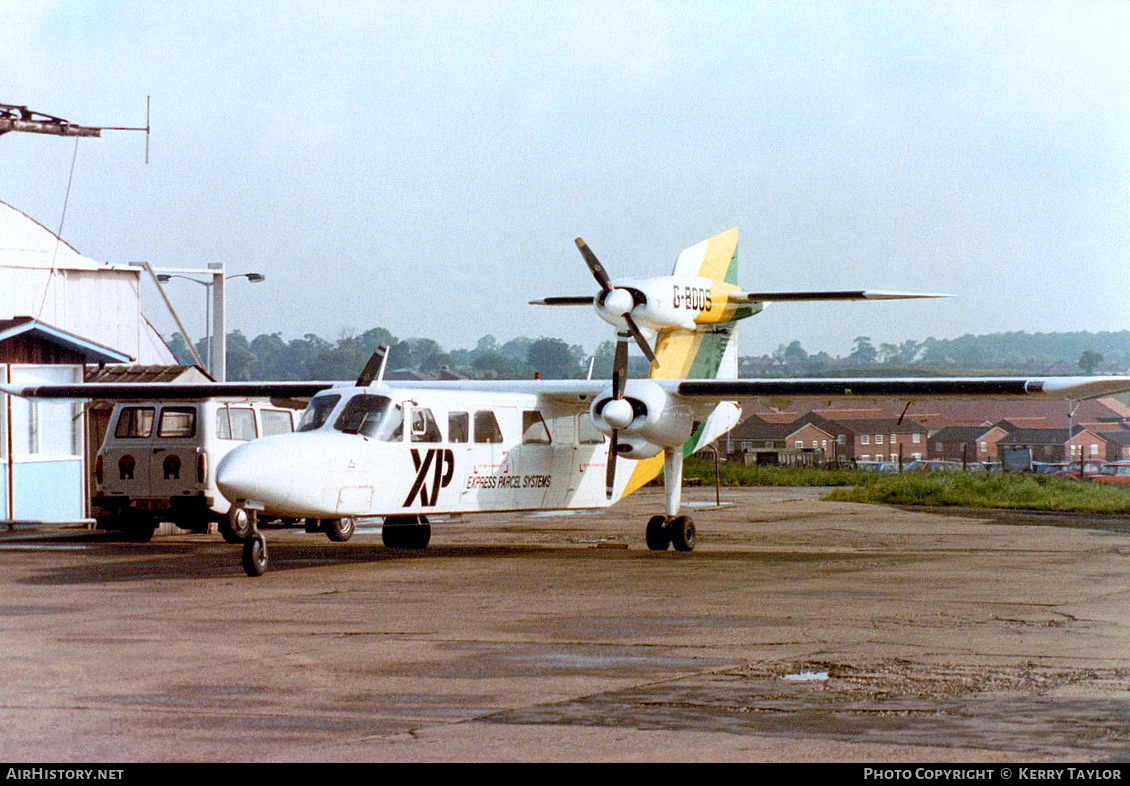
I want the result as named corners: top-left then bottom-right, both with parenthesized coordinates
top-left (448, 412), bottom-right (469, 443)
top-left (297, 394), bottom-right (341, 432)
top-left (158, 407), bottom-right (196, 439)
top-left (522, 411), bottom-right (551, 445)
top-left (261, 409), bottom-right (294, 436)
top-left (410, 408), bottom-right (442, 443)
top-left (333, 394), bottom-right (395, 439)
top-left (578, 414), bottom-right (605, 445)
top-left (115, 407), bottom-right (155, 439)
top-left (474, 411), bottom-right (504, 444)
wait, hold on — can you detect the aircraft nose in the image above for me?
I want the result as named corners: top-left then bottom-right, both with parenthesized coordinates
top-left (216, 438), bottom-right (295, 511)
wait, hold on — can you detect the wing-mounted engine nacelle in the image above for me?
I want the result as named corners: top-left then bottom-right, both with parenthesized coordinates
top-left (590, 379), bottom-right (694, 458)
top-left (595, 276), bottom-right (709, 334)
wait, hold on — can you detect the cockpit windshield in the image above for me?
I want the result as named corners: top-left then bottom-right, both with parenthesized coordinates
top-left (297, 394), bottom-right (341, 432)
top-left (333, 394), bottom-right (397, 439)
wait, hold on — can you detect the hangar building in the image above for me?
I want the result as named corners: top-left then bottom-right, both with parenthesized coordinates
top-left (1, 199), bottom-right (176, 522)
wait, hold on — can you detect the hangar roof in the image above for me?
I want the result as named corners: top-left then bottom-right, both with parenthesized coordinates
top-left (0, 317), bottom-right (132, 364)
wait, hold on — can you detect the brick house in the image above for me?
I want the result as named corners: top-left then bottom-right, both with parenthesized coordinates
top-left (996, 427), bottom-right (1107, 464)
top-left (928, 422), bottom-right (1010, 463)
top-left (834, 418), bottom-right (928, 463)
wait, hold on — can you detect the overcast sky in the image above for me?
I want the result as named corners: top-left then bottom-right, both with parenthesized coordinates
top-left (3, 1), bottom-right (1129, 362)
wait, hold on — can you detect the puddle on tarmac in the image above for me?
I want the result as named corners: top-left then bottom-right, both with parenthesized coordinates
top-left (483, 663), bottom-right (1130, 757)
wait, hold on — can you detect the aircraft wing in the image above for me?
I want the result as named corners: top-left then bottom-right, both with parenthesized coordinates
top-left (391, 375), bottom-right (1130, 405)
top-left (673, 376), bottom-right (1130, 402)
top-left (0, 380), bottom-right (339, 400)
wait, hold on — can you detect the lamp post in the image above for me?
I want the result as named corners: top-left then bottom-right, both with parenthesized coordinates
top-left (155, 266), bottom-right (265, 382)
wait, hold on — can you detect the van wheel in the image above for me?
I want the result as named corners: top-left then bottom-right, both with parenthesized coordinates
top-left (325, 517), bottom-right (354, 542)
top-left (122, 510), bottom-right (157, 543)
top-left (220, 507), bottom-right (255, 543)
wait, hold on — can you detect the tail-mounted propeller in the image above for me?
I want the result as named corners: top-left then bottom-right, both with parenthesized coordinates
top-left (575, 238), bottom-right (658, 367)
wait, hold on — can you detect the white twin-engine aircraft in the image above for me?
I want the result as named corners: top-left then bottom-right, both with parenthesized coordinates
top-left (7, 228), bottom-right (1130, 576)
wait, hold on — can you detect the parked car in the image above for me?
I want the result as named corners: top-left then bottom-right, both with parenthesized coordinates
top-left (904, 460), bottom-right (965, 472)
top-left (1054, 459), bottom-right (1108, 480)
top-left (856, 461), bottom-right (900, 473)
top-left (93, 398), bottom-right (300, 542)
top-left (1092, 461), bottom-right (1130, 485)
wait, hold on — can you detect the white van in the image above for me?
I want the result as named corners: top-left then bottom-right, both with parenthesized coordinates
top-left (93, 399), bottom-right (300, 542)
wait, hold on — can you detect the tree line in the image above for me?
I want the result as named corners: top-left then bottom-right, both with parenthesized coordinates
top-left (169, 328), bottom-right (1130, 381)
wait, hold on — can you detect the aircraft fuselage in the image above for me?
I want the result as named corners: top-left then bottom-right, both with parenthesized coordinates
top-left (216, 384), bottom-right (622, 520)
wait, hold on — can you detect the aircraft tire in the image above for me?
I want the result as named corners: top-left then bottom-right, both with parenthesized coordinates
top-left (382, 520), bottom-right (431, 549)
top-left (242, 534), bottom-right (268, 577)
top-left (325, 517), bottom-right (355, 542)
top-left (669, 515), bottom-right (696, 552)
top-left (645, 515), bottom-right (671, 551)
top-left (221, 507), bottom-right (254, 544)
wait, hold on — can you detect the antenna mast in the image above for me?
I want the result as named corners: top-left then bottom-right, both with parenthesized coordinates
top-left (0, 99), bottom-right (151, 161)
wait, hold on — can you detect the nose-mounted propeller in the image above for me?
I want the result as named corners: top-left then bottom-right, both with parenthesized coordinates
top-left (573, 238), bottom-right (657, 498)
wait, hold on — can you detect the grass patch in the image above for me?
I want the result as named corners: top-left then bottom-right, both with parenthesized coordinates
top-left (683, 458), bottom-right (1130, 514)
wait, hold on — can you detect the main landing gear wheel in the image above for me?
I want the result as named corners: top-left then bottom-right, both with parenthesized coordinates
top-left (221, 506), bottom-right (254, 544)
top-left (242, 533), bottom-right (268, 577)
top-left (382, 516), bottom-right (431, 549)
top-left (668, 515), bottom-right (696, 552)
top-left (646, 515), bottom-right (671, 551)
top-left (646, 515), bottom-right (695, 552)
top-left (324, 517), bottom-right (355, 542)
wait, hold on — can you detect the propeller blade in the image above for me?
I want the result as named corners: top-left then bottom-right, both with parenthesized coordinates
top-left (575, 238), bottom-right (613, 293)
top-left (612, 337), bottom-right (628, 400)
top-left (606, 430), bottom-right (618, 499)
top-left (624, 314), bottom-right (658, 366)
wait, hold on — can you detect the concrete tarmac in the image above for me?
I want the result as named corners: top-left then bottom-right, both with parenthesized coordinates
top-left (2, 487), bottom-right (1130, 763)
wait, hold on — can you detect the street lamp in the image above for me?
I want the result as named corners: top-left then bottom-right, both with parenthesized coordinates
top-left (155, 266), bottom-right (265, 381)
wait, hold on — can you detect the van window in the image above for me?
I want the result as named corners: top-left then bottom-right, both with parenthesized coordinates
top-left (474, 411), bottom-right (503, 444)
top-left (115, 407), bottom-right (155, 439)
top-left (448, 412), bottom-right (469, 443)
top-left (158, 407), bottom-right (196, 438)
top-left (297, 394), bottom-right (341, 432)
top-left (410, 408), bottom-right (442, 443)
top-left (230, 408), bottom-right (258, 441)
top-left (261, 409), bottom-right (294, 436)
top-left (522, 411), bottom-right (551, 445)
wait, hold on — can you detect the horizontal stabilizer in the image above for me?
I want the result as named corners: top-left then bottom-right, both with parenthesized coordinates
top-left (529, 296), bottom-right (596, 306)
top-left (736, 290), bottom-right (950, 303)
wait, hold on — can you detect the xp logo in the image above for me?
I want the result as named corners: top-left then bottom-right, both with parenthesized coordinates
top-left (404, 448), bottom-right (455, 507)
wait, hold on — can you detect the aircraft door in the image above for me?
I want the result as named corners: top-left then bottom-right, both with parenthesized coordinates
top-left (461, 408), bottom-right (510, 510)
top-left (512, 409), bottom-right (554, 508)
top-left (545, 412), bottom-right (578, 507)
